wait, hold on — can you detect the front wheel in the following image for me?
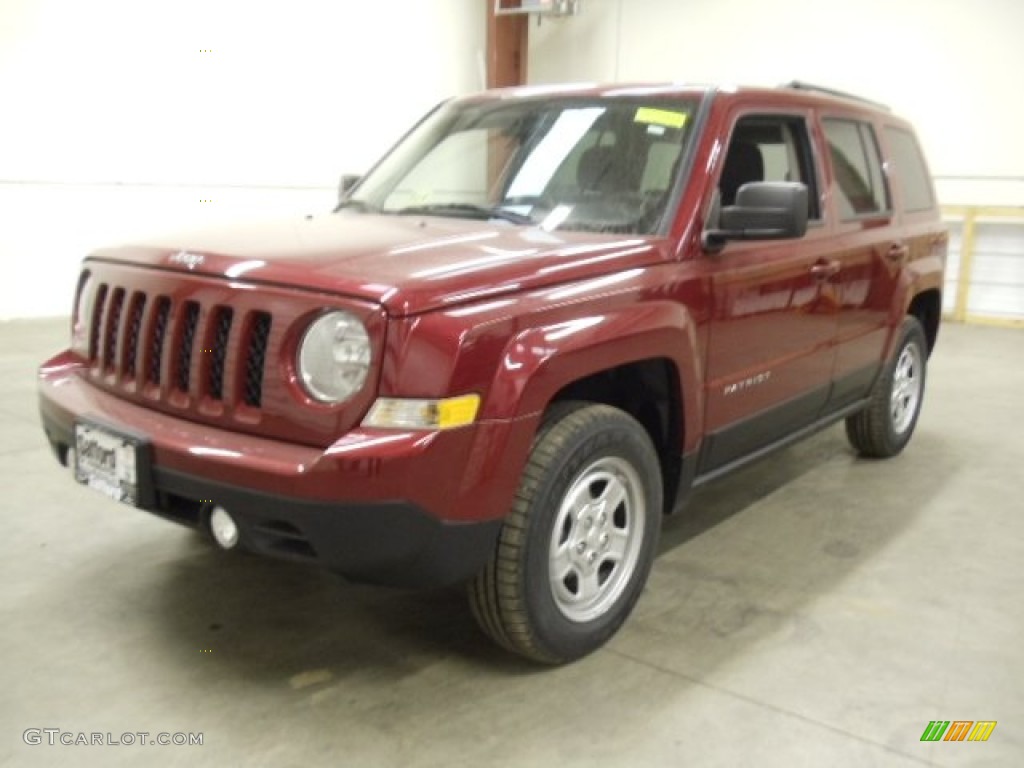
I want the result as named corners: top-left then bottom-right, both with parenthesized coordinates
top-left (846, 316), bottom-right (928, 458)
top-left (469, 403), bottom-right (662, 664)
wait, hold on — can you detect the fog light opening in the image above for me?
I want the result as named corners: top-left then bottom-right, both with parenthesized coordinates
top-left (209, 506), bottom-right (240, 550)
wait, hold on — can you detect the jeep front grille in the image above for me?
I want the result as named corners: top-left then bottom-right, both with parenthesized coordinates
top-left (87, 284), bottom-right (271, 409)
top-left (75, 260), bottom-right (382, 448)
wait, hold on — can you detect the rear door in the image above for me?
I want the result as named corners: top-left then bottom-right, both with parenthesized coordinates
top-left (700, 109), bottom-right (840, 473)
top-left (819, 115), bottom-right (898, 408)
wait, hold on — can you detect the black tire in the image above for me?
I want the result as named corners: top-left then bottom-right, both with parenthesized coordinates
top-left (846, 316), bottom-right (928, 458)
top-left (469, 402), bottom-right (662, 664)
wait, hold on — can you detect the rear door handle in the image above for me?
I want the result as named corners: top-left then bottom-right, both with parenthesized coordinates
top-left (887, 243), bottom-right (910, 262)
top-left (810, 259), bottom-right (840, 280)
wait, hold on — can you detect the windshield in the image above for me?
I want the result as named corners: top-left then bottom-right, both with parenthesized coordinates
top-left (346, 95), bottom-right (699, 235)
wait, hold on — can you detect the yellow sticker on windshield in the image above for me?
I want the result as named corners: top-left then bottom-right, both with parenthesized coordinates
top-left (634, 107), bottom-right (688, 129)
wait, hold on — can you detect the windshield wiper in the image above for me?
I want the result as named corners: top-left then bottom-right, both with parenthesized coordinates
top-left (392, 203), bottom-right (533, 225)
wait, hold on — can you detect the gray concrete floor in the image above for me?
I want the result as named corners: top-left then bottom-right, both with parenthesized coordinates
top-left (1, 318), bottom-right (1022, 768)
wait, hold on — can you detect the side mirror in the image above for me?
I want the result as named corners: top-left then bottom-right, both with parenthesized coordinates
top-left (337, 174), bottom-right (361, 205)
top-left (703, 181), bottom-right (808, 252)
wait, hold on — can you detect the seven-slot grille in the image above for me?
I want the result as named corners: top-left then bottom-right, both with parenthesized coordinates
top-left (86, 283), bottom-right (272, 409)
top-left (73, 260), bottom-right (381, 448)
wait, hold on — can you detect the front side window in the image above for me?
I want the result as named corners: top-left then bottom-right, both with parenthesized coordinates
top-left (718, 115), bottom-right (820, 220)
top-left (822, 118), bottom-right (890, 219)
top-left (348, 97), bottom-right (699, 235)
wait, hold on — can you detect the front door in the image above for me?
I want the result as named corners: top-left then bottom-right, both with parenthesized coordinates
top-left (700, 111), bottom-right (840, 473)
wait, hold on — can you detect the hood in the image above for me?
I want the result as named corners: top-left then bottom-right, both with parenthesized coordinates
top-left (89, 212), bottom-right (667, 316)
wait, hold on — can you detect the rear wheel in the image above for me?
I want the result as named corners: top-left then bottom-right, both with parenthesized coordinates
top-left (469, 403), bottom-right (662, 664)
top-left (846, 316), bottom-right (928, 458)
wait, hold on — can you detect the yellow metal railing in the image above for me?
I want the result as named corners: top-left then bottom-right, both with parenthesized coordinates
top-left (940, 205), bottom-right (1024, 328)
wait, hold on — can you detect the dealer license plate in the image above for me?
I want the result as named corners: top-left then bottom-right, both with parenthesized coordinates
top-left (73, 422), bottom-right (145, 506)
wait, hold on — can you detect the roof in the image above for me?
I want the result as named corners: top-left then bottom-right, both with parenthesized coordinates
top-left (465, 81), bottom-right (892, 114)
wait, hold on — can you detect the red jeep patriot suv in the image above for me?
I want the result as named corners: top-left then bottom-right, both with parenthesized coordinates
top-left (39, 82), bottom-right (947, 663)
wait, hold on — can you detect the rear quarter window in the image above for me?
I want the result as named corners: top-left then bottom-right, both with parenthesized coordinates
top-left (884, 127), bottom-right (936, 212)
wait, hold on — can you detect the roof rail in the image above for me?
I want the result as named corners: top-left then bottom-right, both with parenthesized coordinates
top-left (781, 81), bottom-right (890, 111)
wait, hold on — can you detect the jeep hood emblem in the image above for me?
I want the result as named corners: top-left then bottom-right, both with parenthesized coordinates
top-left (169, 250), bottom-right (204, 270)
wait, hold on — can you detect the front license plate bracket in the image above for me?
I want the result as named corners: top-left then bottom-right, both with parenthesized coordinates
top-left (73, 419), bottom-right (155, 508)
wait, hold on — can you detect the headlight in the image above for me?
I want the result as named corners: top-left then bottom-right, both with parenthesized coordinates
top-left (297, 311), bottom-right (371, 403)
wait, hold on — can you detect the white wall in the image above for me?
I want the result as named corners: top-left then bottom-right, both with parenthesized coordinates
top-left (527, 0), bottom-right (1024, 206)
top-left (0, 0), bottom-right (485, 319)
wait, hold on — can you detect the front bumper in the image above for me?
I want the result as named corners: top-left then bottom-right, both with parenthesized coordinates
top-left (38, 353), bottom-right (524, 587)
top-left (145, 465), bottom-right (500, 587)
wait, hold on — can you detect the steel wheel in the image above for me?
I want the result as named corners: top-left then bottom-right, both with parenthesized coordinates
top-left (548, 457), bottom-right (645, 623)
top-left (890, 342), bottom-right (922, 435)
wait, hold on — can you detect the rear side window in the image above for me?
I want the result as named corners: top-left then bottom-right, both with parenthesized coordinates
top-left (884, 127), bottom-right (935, 212)
top-left (822, 119), bottom-right (889, 219)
